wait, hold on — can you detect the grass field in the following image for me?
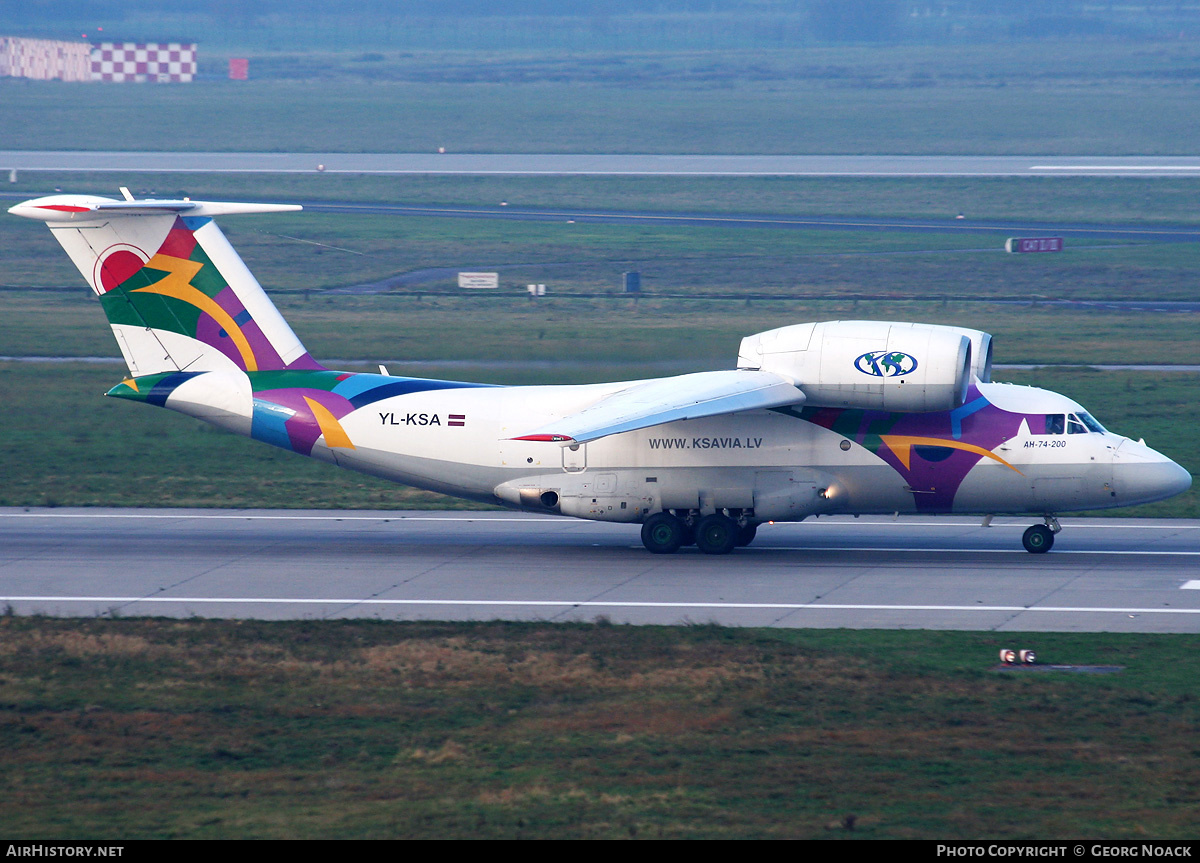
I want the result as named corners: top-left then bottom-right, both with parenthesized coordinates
top-left (1, 618), bottom-right (1196, 839)
top-left (3, 40), bottom-right (1200, 155)
top-left (6, 180), bottom-right (1200, 302)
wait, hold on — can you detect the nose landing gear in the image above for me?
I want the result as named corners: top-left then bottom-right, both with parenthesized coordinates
top-left (1022, 515), bottom-right (1062, 554)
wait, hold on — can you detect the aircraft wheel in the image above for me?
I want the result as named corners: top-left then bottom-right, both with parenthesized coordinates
top-left (735, 523), bottom-right (758, 547)
top-left (1022, 524), bottom-right (1054, 554)
top-left (641, 512), bottom-right (684, 554)
top-left (695, 514), bottom-right (738, 555)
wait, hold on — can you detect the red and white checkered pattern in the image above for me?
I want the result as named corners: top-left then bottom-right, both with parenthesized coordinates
top-left (91, 42), bottom-right (196, 83)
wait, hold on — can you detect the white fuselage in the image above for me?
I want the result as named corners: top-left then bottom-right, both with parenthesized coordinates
top-left (157, 373), bottom-right (1188, 523)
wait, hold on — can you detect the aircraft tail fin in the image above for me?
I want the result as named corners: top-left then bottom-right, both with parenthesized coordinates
top-left (10, 193), bottom-right (323, 376)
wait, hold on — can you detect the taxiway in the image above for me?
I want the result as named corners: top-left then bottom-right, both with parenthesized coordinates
top-left (2, 509), bottom-right (1197, 633)
top-left (4, 152), bottom-right (1200, 177)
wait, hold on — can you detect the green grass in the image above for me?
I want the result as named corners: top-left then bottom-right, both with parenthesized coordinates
top-left (0, 361), bottom-right (464, 510)
top-left (1, 618), bottom-right (1197, 839)
top-left (1, 284), bottom-right (1197, 366)
top-left (5, 191), bottom-right (1200, 302)
top-left (3, 40), bottom-right (1200, 154)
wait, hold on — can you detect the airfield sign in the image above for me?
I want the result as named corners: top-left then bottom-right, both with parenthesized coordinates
top-left (1006, 237), bottom-right (1063, 253)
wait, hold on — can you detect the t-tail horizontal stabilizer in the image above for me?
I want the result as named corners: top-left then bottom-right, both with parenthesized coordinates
top-left (10, 193), bottom-right (320, 377)
top-left (9, 195), bottom-right (302, 221)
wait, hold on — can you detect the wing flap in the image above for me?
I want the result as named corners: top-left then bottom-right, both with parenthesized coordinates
top-left (511, 369), bottom-right (803, 444)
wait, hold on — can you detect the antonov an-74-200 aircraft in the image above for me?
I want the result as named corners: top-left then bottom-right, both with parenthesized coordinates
top-left (12, 192), bottom-right (1191, 555)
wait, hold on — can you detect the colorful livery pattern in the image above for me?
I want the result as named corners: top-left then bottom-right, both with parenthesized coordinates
top-left (786, 387), bottom-right (1024, 512)
top-left (94, 216), bottom-right (321, 373)
top-left (109, 371), bottom-right (489, 457)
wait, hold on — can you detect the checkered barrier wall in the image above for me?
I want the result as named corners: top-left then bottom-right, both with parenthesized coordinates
top-left (0, 37), bottom-right (92, 81)
top-left (91, 42), bottom-right (196, 83)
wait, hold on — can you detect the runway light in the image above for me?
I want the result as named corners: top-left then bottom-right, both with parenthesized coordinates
top-left (999, 649), bottom-right (1017, 664)
top-left (1019, 650), bottom-right (1037, 664)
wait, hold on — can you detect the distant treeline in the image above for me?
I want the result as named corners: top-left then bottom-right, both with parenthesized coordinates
top-left (2, 0), bottom-right (1197, 50)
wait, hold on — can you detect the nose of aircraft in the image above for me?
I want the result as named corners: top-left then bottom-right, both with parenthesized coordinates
top-left (1112, 439), bottom-right (1192, 506)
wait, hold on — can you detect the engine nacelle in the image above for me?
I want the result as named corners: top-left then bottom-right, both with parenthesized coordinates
top-left (737, 321), bottom-right (992, 412)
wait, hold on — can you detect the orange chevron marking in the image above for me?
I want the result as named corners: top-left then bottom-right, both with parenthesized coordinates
top-left (879, 435), bottom-right (1023, 475)
top-left (130, 253), bottom-right (259, 371)
top-left (304, 397), bottom-right (355, 450)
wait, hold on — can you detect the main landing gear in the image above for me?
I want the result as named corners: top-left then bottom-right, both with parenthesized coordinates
top-left (1022, 515), bottom-right (1062, 554)
top-left (640, 511), bottom-right (757, 555)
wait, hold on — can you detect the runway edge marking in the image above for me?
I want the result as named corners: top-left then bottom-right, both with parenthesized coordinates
top-left (4, 596), bottom-right (1200, 615)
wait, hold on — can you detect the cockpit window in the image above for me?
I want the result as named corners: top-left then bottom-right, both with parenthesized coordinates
top-left (1078, 412), bottom-right (1106, 433)
top-left (1041, 412), bottom-right (1104, 435)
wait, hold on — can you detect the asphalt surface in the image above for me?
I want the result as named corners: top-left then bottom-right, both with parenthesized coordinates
top-left (3, 508), bottom-right (1198, 632)
top-left (299, 201), bottom-right (1200, 244)
top-left (5, 152), bottom-right (1200, 177)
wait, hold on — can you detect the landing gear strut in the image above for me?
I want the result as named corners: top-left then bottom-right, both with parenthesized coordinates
top-left (1022, 515), bottom-right (1061, 554)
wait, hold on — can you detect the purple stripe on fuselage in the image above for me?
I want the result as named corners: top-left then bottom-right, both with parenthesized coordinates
top-left (254, 388), bottom-right (355, 456)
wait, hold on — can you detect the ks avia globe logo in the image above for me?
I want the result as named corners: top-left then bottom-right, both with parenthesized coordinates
top-left (854, 350), bottom-right (919, 377)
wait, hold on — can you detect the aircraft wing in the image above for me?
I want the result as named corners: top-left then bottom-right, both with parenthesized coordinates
top-left (511, 369), bottom-right (804, 445)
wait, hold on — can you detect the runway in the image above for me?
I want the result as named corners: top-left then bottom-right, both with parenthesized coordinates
top-left (2, 508), bottom-right (1198, 633)
top-left (298, 202), bottom-right (1200, 244)
top-left (5, 151), bottom-right (1200, 177)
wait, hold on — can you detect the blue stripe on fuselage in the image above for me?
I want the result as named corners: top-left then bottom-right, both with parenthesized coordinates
top-left (145, 371), bottom-right (206, 407)
top-left (331, 375), bottom-right (493, 409)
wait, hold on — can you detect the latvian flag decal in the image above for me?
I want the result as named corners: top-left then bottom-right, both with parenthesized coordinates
top-left (448, 414), bottom-right (466, 427)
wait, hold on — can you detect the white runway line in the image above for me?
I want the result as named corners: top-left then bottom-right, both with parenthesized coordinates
top-left (1030, 165), bottom-right (1200, 172)
top-left (1182, 581), bottom-right (1200, 590)
top-left (3, 596), bottom-right (1200, 616)
top-left (759, 547), bottom-right (1200, 556)
top-left (0, 513), bottom-right (566, 523)
top-left (3, 512), bottom-right (1198, 529)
